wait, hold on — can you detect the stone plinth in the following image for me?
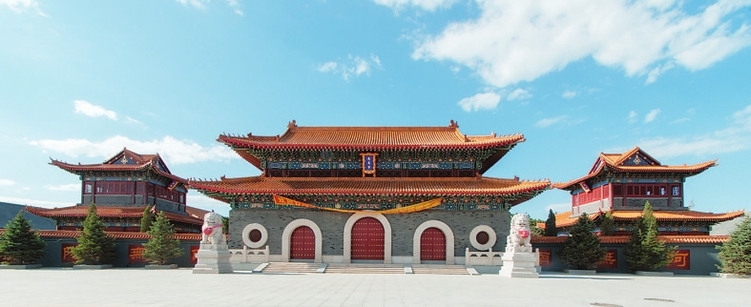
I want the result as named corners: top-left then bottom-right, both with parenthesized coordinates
top-left (499, 252), bottom-right (539, 278)
top-left (193, 243), bottom-right (233, 274)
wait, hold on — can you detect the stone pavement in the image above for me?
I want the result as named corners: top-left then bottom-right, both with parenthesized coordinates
top-left (2, 268), bottom-right (749, 306)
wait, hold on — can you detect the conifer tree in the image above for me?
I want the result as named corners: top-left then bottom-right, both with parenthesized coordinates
top-left (0, 211), bottom-right (46, 265)
top-left (624, 202), bottom-right (675, 272)
top-left (71, 203), bottom-right (116, 265)
top-left (143, 211), bottom-right (183, 265)
top-left (140, 205), bottom-right (155, 232)
top-left (544, 209), bottom-right (558, 236)
top-left (717, 216), bottom-right (751, 275)
top-left (600, 211), bottom-right (615, 236)
top-left (529, 217), bottom-right (545, 237)
top-left (559, 213), bottom-right (606, 270)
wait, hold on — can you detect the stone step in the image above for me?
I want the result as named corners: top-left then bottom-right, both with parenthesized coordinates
top-left (261, 262), bottom-right (320, 274)
top-left (410, 264), bottom-right (471, 275)
top-left (324, 263), bottom-right (404, 274)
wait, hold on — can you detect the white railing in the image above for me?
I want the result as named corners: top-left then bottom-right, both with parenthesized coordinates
top-left (229, 245), bottom-right (270, 263)
top-left (464, 247), bottom-right (503, 266)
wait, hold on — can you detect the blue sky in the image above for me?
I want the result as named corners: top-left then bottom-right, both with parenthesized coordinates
top-left (1, 0), bottom-right (750, 218)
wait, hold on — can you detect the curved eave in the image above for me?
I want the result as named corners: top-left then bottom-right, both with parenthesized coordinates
top-left (26, 206), bottom-right (203, 226)
top-left (554, 160), bottom-right (717, 190)
top-left (50, 159), bottom-right (188, 185)
top-left (217, 134), bottom-right (525, 151)
top-left (531, 235), bottom-right (729, 244)
top-left (0, 230), bottom-right (202, 240)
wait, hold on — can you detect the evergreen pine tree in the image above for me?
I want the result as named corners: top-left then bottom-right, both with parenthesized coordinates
top-left (140, 205), bottom-right (155, 232)
top-left (600, 211), bottom-right (615, 236)
top-left (143, 211), bottom-right (183, 265)
top-left (717, 216), bottom-right (751, 275)
top-left (624, 202), bottom-right (675, 272)
top-left (71, 203), bottom-right (116, 265)
top-left (222, 216), bottom-right (229, 234)
top-left (0, 211), bottom-right (46, 265)
top-left (544, 209), bottom-right (558, 236)
top-left (529, 217), bottom-right (545, 237)
top-left (559, 213), bottom-right (606, 270)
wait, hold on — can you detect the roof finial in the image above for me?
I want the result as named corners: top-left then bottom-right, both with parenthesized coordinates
top-left (288, 119), bottom-right (297, 129)
top-left (449, 120), bottom-right (459, 128)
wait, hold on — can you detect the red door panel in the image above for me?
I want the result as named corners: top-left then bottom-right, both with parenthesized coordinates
top-left (290, 226), bottom-right (315, 260)
top-left (351, 217), bottom-right (385, 260)
top-left (420, 227), bottom-right (446, 261)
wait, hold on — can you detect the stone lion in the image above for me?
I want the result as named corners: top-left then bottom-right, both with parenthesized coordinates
top-left (201, 211), bottom-right (226, 245)
top-left (506, 213), bottom-right (532, 253)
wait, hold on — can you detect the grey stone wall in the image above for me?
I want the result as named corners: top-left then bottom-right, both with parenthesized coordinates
top-left (230, 209), bottom-right (511, 257)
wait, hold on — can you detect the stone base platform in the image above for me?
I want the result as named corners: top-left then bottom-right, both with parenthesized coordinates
top-left (499, 252), bottom-right (539, 278)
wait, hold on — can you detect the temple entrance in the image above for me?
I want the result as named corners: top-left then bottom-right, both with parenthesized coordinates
top-left (351, 217), bottom-right (385, 260)
top-left (290, 226), bottom-right (315, 260)
top-left (420, 227), bottom-right (446, 261)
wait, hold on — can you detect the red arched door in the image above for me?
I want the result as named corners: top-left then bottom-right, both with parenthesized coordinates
top-left (420, 227), bottom-right (446, 261)
top-left (351, 217), bottom-right (385, 260)
top-left (290, 226), bottom-right (315, 260)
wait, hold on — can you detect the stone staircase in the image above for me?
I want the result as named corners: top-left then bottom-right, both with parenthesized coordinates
top-left (260, 262), bottom-right (320, 274)
top-left (323, 263), bottom-right (405, 274)
top-left (410, 264), bottom-right (470, 275)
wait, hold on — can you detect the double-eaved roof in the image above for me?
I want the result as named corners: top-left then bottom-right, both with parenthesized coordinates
top-left (218, 120), bottom-right (525, 172)
top-left (555, 146), bottom-right (717, 190)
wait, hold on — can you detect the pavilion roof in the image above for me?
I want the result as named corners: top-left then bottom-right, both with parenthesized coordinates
top-left (189, 176), bottom-right (550, 205)
top-left (25, 205), bottom-right (204, 226)
top-left (554, 147), bottom-right (717, 190)
top-left (550, 209), bottom-right (745, 228)
top-left (50, 148), bottom-right (187, 185)
top-left (531, 235), bottom-right (730, 244)
top-left (0, 229), bottom-right (202, 240)
top-left (218, 120), bottom-right (525, 171)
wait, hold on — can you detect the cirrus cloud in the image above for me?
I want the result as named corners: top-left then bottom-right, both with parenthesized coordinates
top-left (457, 92), bottom-right (501, 112)
top-left (74, 100), bottom-right (118, 120)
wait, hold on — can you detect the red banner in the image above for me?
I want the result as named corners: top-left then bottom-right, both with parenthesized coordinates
top-left (597, 249), bottom-right (618, 269)
top-left (190, 245), bottom-right (200, 264)
top-left (61, 243), bottom-right (77, 263)
top-left (128, 244), bottom-right (147, 263)
top-left (666, 250), bottom-right (690, 270)
top-left (538, 248), bottom-right (552, 267)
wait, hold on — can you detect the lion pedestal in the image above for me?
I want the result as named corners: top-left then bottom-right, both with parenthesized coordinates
top-left (499, 213), bottom-right (539, 278)
top-left (193, 211), bottom-right (233, 274)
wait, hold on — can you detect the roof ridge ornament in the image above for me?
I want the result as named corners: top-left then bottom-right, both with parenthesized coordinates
top-left (449, 120), bottom-right (459, 128)
top-left (288, 119), bottom-right (297, 129)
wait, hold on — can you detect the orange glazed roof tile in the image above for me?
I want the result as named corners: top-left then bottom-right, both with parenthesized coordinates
top-left (218, 120), bottom-right (525, 150)
top-left (550, 209), bottom-right (744, 228)
top-left (0, 229), bottom-right (202, 240)
top-left (25, 205), bottom-right (204, 226)
top-left (531, 235), bottom-right (729, 244)
top-left (554, 146), bottom-right (717, 190)
top-left (189, 176), bottom-right (549, 199)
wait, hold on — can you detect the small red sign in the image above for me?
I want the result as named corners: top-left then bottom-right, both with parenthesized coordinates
top-left (666, 250), bottom-right (690, 270)
top-left (597, 249), bottom-right (618, 269)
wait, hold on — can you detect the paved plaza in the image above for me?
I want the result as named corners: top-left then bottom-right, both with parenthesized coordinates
top-left (2, 268), bottom-right (750, 306)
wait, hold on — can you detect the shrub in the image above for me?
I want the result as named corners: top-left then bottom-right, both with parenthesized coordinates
top-left (559, 213), bottom-right (606, 270)
top-left (71, 203), bottom-right (116, 265)
top-left (143, 211), bottom-right (183, 265)
top-left (0, 211), bottom-right (46, 265)
top-left (717, 216), bottom-right (751, 275)
top-left (624, 202), bottom-right (675, 272)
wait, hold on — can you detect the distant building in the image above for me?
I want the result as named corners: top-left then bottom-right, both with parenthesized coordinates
top-left (0, 201), bottom-right (55, 230)
top-left (30, 148), bottom-right (205, 233)
top-left (552, 147), bottom-right (744, 235)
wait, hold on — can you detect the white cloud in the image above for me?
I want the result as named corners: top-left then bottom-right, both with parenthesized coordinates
top-left (628, 110), bottom-right (638, 123)
top-left (562, 90), bottom-right (577, 99)
top-left (176, 0), bottom-right (208, 9)
top-left (45, 184), bottom-right (80, 192)
top-left (535, 115), bottom-right (567, 128)
top-left (317, 54), bottom-right (382, 81)
top-left (644, 108), bottom-right (661, 123)
top-left (373, 0), bottom-right (458, 11)
top-left (0, 179), bottom-right (15, 186)
top-left (187, 194), bottom-right (230, 217)
top-left (0, 0), bottom-right (47, 16)
top-left (507, 88), bottom-right (532, 101)
top-left (638, 105), bottom-right (751, 158)
top-left (412, 1), bottom-right (751, 87)
top-left (457, 92), bottom-right (501, 112)
top-left (646, 62), bottom-right (675, 84)
top-left (227, 0), bottom-right (243, 16)
top-left (29, 135), bottom-right (238, 165)
top-left (74, 100), bottom-right (118, 120)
